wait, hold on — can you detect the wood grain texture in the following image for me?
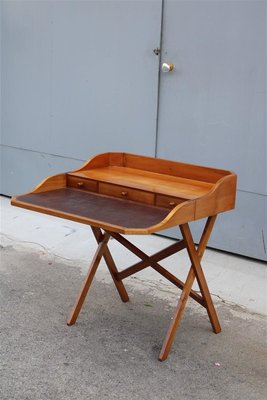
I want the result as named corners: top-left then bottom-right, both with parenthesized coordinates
top-left (11, 152), bottom-right (237, 233)
top-left (91, 227), bottom-right (129, 303)
top-left (67, 232), bottom-right (110, 326)
top-left (69, 166), bottom-right (213, 198)
top-left (159, 216), bottom-right (219, 361)
top-left (10, 153), bottom-right (237, 362)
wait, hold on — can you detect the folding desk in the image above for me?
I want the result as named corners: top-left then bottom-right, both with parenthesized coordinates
top-left (11, 152), bottom-right (237, 361)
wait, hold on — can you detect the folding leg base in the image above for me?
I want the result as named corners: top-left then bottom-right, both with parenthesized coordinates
top-left (67, 216), bottom-right (221, 361)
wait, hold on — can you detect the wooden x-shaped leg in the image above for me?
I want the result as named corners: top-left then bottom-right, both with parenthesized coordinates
top-left (67, 231), bottom-right (111, 326)
top-left (91, 227), bottom-right (129, 303)
top-left (159, 215), bottom-right (221, 361)
top-left (67, 228), bottom-right (129, 326)
top-left (67, 215), bottom-right (220, 362)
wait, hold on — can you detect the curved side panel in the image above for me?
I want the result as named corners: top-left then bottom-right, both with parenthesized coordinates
top-left (194, 174), bottom-right (237, 220)
top-left (74, 152), bottom-right (124, 172)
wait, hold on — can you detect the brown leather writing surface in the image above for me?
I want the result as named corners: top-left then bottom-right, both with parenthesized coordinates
top-left (17, 188), bottom-right (169, 229)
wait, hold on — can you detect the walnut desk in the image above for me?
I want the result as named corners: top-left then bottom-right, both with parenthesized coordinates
top-left (11, 152), bottom-right (237, 361)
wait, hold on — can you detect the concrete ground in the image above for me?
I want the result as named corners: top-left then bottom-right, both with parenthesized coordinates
top-left (1, 196), bottom-right (267, 399)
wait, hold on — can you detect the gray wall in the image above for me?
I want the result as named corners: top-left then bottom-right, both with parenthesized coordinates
top-left (1, 0), bottom-right (266, 261)
top-left (156, 0), bottom-right (267, 261)
top-left (0, 2), bottom-right (3, 188)
top-left (1, 0), bottom-right (161, 193)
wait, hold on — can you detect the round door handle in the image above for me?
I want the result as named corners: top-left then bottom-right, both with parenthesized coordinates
top-left (162, 63), bottom-right (174, 72)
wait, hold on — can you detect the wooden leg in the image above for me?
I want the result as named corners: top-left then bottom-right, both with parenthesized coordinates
top-left (109, 232), bottom-right (204, 306)
top-left (180, 222), bottom-right (221, 334)
top-left (67, 217), bottom-right (220, 360)
top-left (159, 268), bottom-right (195, 361)
top-left (159, 216), bottom-right (220, 361)
top-left (67, 232), bottom-right (110, 326)
top-left (91, 227), bottom-right (129, 302)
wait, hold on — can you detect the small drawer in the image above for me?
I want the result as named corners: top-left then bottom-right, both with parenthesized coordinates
top-left (67, 175), bottom-right (98, 192)
top-left (156, 194), bottom-right (185, 209)
top-left (99, 182), bottom-right (154, 205)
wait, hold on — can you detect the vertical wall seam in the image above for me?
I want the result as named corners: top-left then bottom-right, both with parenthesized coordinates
top-left (154, 0), bottom-right (164, 158)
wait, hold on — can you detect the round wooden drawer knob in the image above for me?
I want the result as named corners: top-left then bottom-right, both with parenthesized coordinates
top-left (169, 202), bottom-right (176, 206)
top-left (121, 191), bottom-right (128, 197)
top-left (77, 182), bottom-right (84, 187)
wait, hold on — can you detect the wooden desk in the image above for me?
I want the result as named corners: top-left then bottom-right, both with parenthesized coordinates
top-left (11, 152), bottom-right (237, 361)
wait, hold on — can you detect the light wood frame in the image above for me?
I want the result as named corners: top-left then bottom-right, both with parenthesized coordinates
top-left (11, 152), bottom-right (237, 361)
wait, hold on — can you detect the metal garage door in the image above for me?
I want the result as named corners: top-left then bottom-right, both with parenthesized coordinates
top-left (156, 0), bottom-right (266, 260)
top-left (1, 0), bottom-right (266, 260)
top-left (1, 0), bottom-right (162, 192)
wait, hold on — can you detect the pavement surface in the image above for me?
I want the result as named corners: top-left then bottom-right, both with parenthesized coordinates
top-left (1, 239), bottom-right (267, 400)
top-left (1, 195), bottom-right (267, 399)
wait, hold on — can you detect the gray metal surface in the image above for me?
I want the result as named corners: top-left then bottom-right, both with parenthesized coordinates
top-left (1, 0), bottom-right (161, 161)
top-left (0, 146), bottom-right (83, 195)
top-left (1, 0), bottom-right (266, 260)
top-left (0, 3), bottom-right (2, 150)
top-left (156, 0), bottom-right (267, 260)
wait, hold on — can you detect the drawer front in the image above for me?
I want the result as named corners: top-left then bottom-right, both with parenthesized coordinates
top-left (156, 194), bottom-right (185, 209)
top-left (67, 176), bottom-right (98, 192)
top-left (99, 182), bottom-right (154, 205)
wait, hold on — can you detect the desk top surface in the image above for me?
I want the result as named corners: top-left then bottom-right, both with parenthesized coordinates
top-left (11, 152), bottom-right (237, 234)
